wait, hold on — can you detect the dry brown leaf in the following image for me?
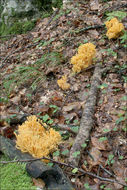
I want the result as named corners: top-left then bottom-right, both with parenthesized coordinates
top-left (62, 102), bottom-right (83, 112)
top-left (10, 95), bottom-right (21, 105)
top-left (32, 178), bottom-right (45, 189)
top-left (91, 137), bottom-right (108, 150)
top-left (87, 147), bottom-right (102, 169)
top-left (90, 0), bottom-right (100, 10)
top-left (88, 30), bottom-right (99, 39)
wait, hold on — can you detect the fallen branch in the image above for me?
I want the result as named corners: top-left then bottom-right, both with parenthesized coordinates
top-left (75, 24), bottom-right (105, 34)
top-left (0, 156), bottom-right (126, 187)
top-left (44, 8), bottom-right (59, 29)
top-left (103, 3), bottom-right (127, 14)
top-left (69, 63), bottom-right (103, 166)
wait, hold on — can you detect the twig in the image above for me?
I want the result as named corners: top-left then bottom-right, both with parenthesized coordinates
top-left (0, 157), bottom-right (126, 187)
top-left (0, 34), bottom-right (16, 39)
top-left (75, 24), bottom-right (105, 34)
top-left (87, 150), bottom-right (116, 178)
top-left (54, 124), bottom-right (78, 134)
top-left (103, 3), bottom-right (127, 14)
top-left (44, 8), bottom-right (59, 29)
top-left (99, 164), bottom-right (116, 178)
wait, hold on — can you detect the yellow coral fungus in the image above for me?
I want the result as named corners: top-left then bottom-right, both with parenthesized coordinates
top-left (57, 75), bottom-right (70, 90)
top-left (15, 115), bottom-right (61, 160)
top-left (105, 18), bottom-right (124, 39)
top-left (71, 43), bottom-right (96, 73)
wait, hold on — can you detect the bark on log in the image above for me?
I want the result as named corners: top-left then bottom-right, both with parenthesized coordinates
top-left (0, 135), bottom-right (73, 190)
top-left (68, 63), bottom-right (103, 166)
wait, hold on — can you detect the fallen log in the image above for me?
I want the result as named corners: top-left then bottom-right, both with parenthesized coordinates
top-left (69, 63), bottom-right (103, 166)
top-left (0, 135), bottom-right (73, 190)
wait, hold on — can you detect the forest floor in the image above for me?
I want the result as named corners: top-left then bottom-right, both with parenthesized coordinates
top-left (0, 0), bottom-right (127, 190)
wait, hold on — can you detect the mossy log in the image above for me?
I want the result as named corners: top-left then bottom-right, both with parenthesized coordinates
top-left (0, 135), bottom-right (73, 190)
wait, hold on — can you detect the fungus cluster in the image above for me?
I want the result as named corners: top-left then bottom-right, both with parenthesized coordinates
top-left (105, 18), bottom-right (124, 39)
top-left (71, 43), bottom-right (96, 73)
top-left (57, 75), bottom-right (70, 90)
top-left (15, 115), bottom-right (61, 161)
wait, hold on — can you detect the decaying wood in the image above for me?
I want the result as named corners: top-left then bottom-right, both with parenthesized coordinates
top-left (0, 135), bottom-right (73, 190)
top-left (69, 63), bottom-right (103, 166)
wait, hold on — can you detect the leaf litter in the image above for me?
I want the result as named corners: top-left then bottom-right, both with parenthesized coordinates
top-left (0, 0), bottom-right (127, 189)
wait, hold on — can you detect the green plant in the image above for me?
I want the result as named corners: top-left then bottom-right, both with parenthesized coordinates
top-left (98, 83), bottom-right (108, 89)
top-left (102, 48), bottom-right (117, 57)
top-left (81, 143), bottom-right (87, 148)
top-left (106, 154), bottom-right (115, 166)
top-left (100, 184), bottom-right (105, 189)
top-left (60, 131), bottom-right (70, 140)
top-left (61, 149), bottom-right (69, 156)
top-left (49, 104), bottom-right (59, 113)
top-left (0, 155), bottom-right (35, 190)
top-left (120, 31), bottom-right (127, 48)
top-left (73, 119), bottom-right (79, 124)
top-left (65, 119), bottom-right (70, 124)
top-left (37, 38), bottom-right (55, 47)
top-left (41, 114), bottom-right (54, 125)
top-left (0, 20), bottom-right (36, 36)
top-left (103, 129), bottom-right (110, 132)
top-left (114, 63), bottom-right (127, 83)
top-left (72, 168), bottom-right (78, 174)
top-left (113, 127), bottom-right (118, 131)
top-left (4, 114), bottom-right (17, 124)
top-left (119, 156), bottom-right (124, 160)
top-left (71, 126), bottom-right (79, 133)
top-left (84, 183), bottom-right (92, 190)
top-left (121, 96), bottom-right (127, 101)
top-left (41, 114), bottom-right (49, 122)
top-left (106, 11), bottom-right (126, 21)
top-left (99, 137), bottom-right (107, 142)
top-left (2, 52), bottom-right (63, 97)
top-left (53, 150), bottom-right (60, 157)
top-left (122, 126), bottom-right (127, 132)
top-left (0, 97), bottom-right (9, 103)
top-left (72, 151), bottom-right (80, 158)
top-left (116, 116), bottom-right (126, 125)
top-left (47, 162), bottom-right (54, 167)
top-left (84, 160), bottom-right (88, 166)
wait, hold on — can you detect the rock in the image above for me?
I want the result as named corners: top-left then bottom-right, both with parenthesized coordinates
top-left (0, 0), bottom-right (41, 35)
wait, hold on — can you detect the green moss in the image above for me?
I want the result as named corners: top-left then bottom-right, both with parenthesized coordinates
top-left (0, 20), bottom-right (36, 36)
top-left (0, 155), bottom-right (36, 190)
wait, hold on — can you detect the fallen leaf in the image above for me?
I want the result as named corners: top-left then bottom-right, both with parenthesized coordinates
top-left (91, 137), bottom-right (109, 150)
top-left (0, 126), bottom-right (14, 138)
top-left (63, 112), bottom-right (77, 121)
top-left (32, 178), bottom-right (45, 189)
top-left (87, 147), bottom-right (102, 169)
top-left (10, 95), bottom-right (21, 105)
top-left (62, 102), bottom-right (83, 112)
top-left (88, 30), bottom-right (99, 38)
top-left (90, 0), bottom-right (100, 10)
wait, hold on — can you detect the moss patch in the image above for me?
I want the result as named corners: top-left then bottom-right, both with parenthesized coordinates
top-left (0, 155), bottom-right (36, 190)
top-left (0, 20), bottom-right (36, 36)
